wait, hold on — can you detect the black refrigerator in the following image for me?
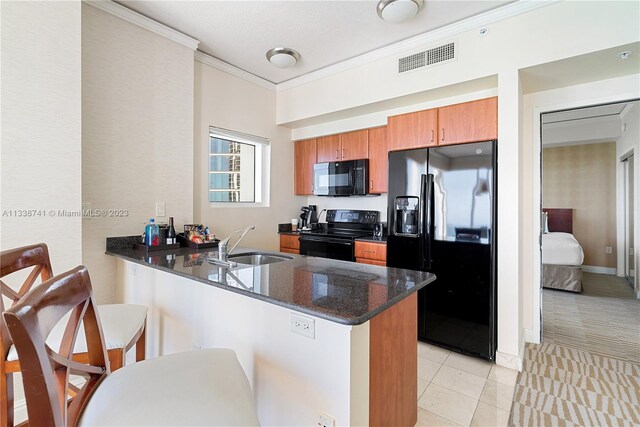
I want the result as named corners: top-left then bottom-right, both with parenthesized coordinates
top-left (386, 141), bottom-right (497, 361)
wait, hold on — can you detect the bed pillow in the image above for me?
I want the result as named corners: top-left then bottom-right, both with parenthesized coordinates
top-left (542, 212), bottom-right (549, 233)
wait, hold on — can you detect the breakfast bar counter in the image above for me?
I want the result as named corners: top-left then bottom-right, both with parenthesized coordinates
top-left (106, 236), bottom-right (433, 326)
top-left (106, 236), bottom-right (436, 426)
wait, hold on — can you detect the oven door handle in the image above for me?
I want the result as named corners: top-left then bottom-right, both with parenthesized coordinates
top-left (300, 236), bottom-right (353, 246)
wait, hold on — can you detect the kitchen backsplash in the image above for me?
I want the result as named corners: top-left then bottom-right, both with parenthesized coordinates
top-left (307, 195), bottom-right (388, 221)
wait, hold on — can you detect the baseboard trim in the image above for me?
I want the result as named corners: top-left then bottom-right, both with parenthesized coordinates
top-left (582, 265), bottom-right (616, 275)
top-left (524, 328), bottom-right (540, 344)
top-left (496, 334), bottom-right (524, 372)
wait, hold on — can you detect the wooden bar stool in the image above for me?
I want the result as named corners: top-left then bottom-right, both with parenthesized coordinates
top-left (3, 266), bottom-right (260, 426)
top-left (0, 244), bottom-right (147, 427)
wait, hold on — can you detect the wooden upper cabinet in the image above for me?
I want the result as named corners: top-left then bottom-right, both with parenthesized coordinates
top-left (340, 129), bottom-right (369, 161)
top-left (368, 126), bottom-right (387, 194)
top-left (388, 109), bottom-right (437, 152)
top-left (316, 135), bottom-right (341, 163)
top-left (317, 131), bottom-right (368, 162)
top-left (438, 97), bottom-right (498, 146)
top-left (294, 138), bottom-right (316, 195)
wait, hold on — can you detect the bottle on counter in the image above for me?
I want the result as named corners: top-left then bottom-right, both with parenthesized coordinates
top-left (166, 217), bottom-right (176, 244)
top-left (145, 218), bottom-right (159, 246)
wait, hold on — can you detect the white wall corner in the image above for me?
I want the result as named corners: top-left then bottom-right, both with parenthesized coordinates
top-left (524, 328), bottom-right (540, 344)
top-left (194, 51), bottom-right (275, 91)
top-left (496, 335), bottom-right (524, 372)
top-left (84, 0), bottom-right (199, 50)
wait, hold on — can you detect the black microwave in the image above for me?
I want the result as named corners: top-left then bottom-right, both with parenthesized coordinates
top-left (313, 160), bottom-right (368, 196)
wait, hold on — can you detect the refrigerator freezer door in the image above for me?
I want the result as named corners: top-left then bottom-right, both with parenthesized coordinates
top-left (388, 149), bottom-right (429, 236)
top-left (429, 141), bottom-right (493, 244)
top-left (387, 149), bottom-right (429, 270)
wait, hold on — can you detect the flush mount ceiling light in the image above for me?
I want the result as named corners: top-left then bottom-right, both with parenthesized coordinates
top-left (266, 47), bottom-right (300, 68)
top-left (377, 0), bottom-right (424, 23)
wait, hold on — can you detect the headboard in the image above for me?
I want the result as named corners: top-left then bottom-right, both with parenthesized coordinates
top-left (543, 208), bottom-right (573, 233)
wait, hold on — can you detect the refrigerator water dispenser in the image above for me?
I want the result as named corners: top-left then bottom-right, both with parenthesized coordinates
top-left (394, 196), bottom-right (419, 235)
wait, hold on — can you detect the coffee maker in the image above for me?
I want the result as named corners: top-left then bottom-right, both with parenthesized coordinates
top-left (300, 205), bottom-right (318, 230)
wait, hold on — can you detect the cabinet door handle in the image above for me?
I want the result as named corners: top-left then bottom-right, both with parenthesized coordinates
top-left (335, 149), bottom-right (339, 159)
top-left (430, 129), bottom-right (434, 142)
top-left (441, 128), bottom-right (445, 142)
top-left (342, 148), bottom-right (345, 159)
top-left (370, 180), bottom-right (373, 190)
top-left (364, 250), bottom-right (376, 254)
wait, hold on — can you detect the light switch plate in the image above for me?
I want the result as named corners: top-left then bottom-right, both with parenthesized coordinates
top-left (156, 202), bottom-right (166, 217)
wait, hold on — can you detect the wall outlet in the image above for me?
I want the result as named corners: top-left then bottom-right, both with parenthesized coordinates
top-left (317, 413), bottom-right (335, 427)
top-left (605, 246), bottom-right (613, 254)
top-left (290, 313), bottom-right (315, 339)
top-left (156, 202), bottom-right (166, 217)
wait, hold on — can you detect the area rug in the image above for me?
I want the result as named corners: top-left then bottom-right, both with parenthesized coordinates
top-left (509, 342), bottom-right (640, 426)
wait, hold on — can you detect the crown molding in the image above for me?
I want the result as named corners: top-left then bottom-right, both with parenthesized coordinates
top-left (277, 0), bottom-right (558, 92)
top-left (195, 51), bottom-right (276, 91)
top-left (84, 0), bottom-right (199, 50)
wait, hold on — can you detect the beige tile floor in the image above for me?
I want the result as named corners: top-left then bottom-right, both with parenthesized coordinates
top-left (415, 342), bottom-right (518, 427)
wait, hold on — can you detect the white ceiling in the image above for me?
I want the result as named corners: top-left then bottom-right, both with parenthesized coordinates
top-left (115, 0), bottom-right (512, 84)
top-left (542, 100), bottom-right (639, 147)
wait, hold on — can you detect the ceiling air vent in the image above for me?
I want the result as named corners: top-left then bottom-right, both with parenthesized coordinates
top-left (398, 42), bottom-right (455, 73)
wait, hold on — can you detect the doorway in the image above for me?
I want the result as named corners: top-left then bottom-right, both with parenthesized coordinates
top-left (622, 153), bottom-right (635, 287)
top-left (539, 100), bottom-right (640, 362)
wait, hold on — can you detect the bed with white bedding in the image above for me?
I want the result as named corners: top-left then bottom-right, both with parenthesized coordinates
top-left (542, 209), bottom-right (584, 292)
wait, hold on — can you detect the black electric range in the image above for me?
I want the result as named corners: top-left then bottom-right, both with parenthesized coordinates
top-left (299, 209), bottom-right (379, 261)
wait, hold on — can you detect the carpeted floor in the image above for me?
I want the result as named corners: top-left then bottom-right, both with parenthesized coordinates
top-left (542, 272), bottom-right (640, 363)
top-left (510, 273), bottom-right (640, 426)
top-left (509, 342), bottom-right (640, 426)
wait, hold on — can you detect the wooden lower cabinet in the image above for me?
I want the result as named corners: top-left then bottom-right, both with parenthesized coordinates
top-left (370, 293), bottom-right (418, 426)
top-left (279, 234), bottom-right (300, 254)
top-left (355, 241), bottom-right (387, 265)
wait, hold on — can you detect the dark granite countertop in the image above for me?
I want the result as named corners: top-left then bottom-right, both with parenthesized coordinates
top-left (106, 236), bottom-right (434, 326)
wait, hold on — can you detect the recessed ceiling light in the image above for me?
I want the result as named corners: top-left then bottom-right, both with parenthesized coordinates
top-left (619, 50), bottom-right (631, 60)
top-left (377, 0), bottom-right (424, 24)
top-left (266, 47), bottom-right (300, 68)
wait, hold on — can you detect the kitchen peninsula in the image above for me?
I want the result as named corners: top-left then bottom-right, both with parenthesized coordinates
top-left (106, 237), bottom-right (435, 426)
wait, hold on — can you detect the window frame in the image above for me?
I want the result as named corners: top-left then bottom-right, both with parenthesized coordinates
top-left (208, 127), bottom-right (270, 208)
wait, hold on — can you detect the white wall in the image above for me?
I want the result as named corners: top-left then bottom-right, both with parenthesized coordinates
top-left (616, 102), bottom-right (640, 296)
top-left (0, 2), bottom-right (82, 420)
top-left (523, 74), bottom-right (640, 342)
top-left (119, 260), bottom-right (369, 426)
top-left (279, 0), bottom-right (640, 369)
top-left (194, 59), bottom-right (304, 251)
top-left (81, 3), bottom-right (196, 303)
top-left (1, 1), bottom-right (82, 271)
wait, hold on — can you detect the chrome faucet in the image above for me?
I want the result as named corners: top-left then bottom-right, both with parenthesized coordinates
top-left (218, 225), bottom-right (255, 261)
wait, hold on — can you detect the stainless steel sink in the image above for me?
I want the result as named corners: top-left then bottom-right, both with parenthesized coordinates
top-left (227, 252), bottom-right (294, 266)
